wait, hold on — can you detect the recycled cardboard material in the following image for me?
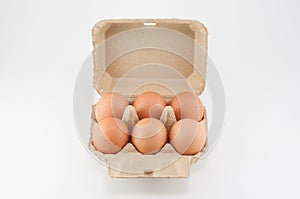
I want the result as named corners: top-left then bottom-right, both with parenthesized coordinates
top-left (89, 19), bottom-right (208, 178)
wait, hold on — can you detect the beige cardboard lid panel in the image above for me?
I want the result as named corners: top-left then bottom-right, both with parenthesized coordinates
top-left (90, 19), bottom-right (208, 178)
top-left (92, 19), bottom-right (208, 102)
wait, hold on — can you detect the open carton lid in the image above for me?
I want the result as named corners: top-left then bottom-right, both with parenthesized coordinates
top-left (92, 19), bottom-right (208, 102)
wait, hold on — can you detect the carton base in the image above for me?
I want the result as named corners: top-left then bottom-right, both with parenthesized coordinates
top-left (108, 156), bottom-right (191, 178)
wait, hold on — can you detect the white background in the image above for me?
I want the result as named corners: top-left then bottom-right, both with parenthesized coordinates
top-left (1, 0), bottom-right (300, 198)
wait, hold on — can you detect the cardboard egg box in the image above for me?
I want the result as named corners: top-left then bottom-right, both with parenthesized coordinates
top-left (89, 19), bottom-right (208, 178)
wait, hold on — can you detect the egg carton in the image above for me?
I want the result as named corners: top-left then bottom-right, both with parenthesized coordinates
top-left (90, 19), bottom-right (209, 177)
top-left (88, 105), bottom-right (208, 178)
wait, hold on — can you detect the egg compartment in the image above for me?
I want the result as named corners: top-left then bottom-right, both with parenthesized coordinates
top-left (89, 103), bottom-right (208, 177)
top-left (90, 19), bottom-right (209, 177)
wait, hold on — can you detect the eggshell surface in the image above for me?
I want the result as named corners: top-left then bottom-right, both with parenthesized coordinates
top-left (131, 118), bottom-right (167, 154)
top-left (92, 117), bottom-right (129, 154)
top-left (95, 92), bottom-right (129, 122)
top-left (170, 92), bottom-right (204, 121)
top-left (133, 91), bottom-right (166, 119)
top-left (169, 119), bottom-right (206, 155)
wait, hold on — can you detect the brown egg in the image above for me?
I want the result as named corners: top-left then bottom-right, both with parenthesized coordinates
top-left (169, 119), bottom-right (206, 155)
top-left (170, 92), bottom-right (204, 121)
top-left (131, 118), bottom-right (167, 154)
top-left (133, 91), bottom-right (166, 119)
top-left (92, 117), bottom-right (129, 154)
top-left (95, 92), bottom-right (129, 122)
